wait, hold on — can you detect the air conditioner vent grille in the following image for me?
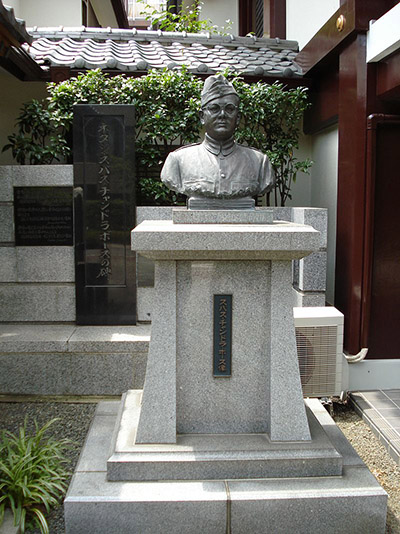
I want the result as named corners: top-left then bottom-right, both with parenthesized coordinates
top-left (295, 324), bottom-right (342, 397)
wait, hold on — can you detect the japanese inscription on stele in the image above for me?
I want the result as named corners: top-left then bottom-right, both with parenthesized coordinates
top-left (213, 294), bottom-right (232, 377)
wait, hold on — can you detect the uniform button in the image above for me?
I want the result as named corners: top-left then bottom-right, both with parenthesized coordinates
top-left (221, 173), bottom-right (226, 179)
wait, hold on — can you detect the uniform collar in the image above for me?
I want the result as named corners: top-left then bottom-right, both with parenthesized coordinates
top-left (203, 134), bottom-right (236, 156)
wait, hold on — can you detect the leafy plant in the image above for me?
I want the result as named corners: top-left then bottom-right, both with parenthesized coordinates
top-left (47, 67), bottom-right (202, 204)
top-left (138, 0), bottom-right (232, 35)
top-left (4, 68), bottom-right (311, 206)
top-left (229, 73), bottom-right (313, 206)
top-left (2, 100), bottom-right (70, 165)
top-left (0, 418), bottom-right (70, 534)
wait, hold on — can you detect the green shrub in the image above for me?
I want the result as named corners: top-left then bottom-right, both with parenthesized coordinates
top-left (2, 99), bottom-right (70, 165)
top-left (0, 418), bottom-right (70, 534)
top-left (230, 74), bottom-right (312, 206)
top-left (3, 68), bottom-right (311, 206)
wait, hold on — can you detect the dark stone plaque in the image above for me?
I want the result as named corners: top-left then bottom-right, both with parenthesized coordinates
top-left (213, 294), bottom-right (232, 377)
top-left (14, 187), bottom-right (73, 246)
top-left (74, 104), bottom-right (136, 325)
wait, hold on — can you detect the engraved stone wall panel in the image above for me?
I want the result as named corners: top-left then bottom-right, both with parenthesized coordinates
top-left (74, 105), bottom-right (136, 325)
top-left (14, 186), bottom-right (73, 246)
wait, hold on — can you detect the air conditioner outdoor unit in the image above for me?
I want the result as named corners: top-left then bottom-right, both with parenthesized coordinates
top-left (294, 306), bottom-right (344, 398)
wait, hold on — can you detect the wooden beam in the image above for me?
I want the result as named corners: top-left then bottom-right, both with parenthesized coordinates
top-left (296, 0), bottom-right (397, 75)
top-left (111, 0), bottom-right (130, 29)
top-left (376, 52), bottom-right (400, 100)
top-left (303, 60), bottom-right (339, 134)
top-left (296, 1), bottom-right (356, 75)
top-left (0, 24), bottom-right (22, 51)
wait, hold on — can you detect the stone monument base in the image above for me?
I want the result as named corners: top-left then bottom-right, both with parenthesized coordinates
top-left (107, 391), bottom-right (342, 481)
top-left (64, 397), bottom-right (387, 534)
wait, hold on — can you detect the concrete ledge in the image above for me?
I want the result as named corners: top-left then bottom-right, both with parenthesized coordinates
top-left (0, 285), bottom-right (75, 322)
top-left (296, 251), bottom-right (327, 291)
top-left (292, 207), bottom-right (328, 249)
top-left (0, 248), bottom-right (17, 282)
top-left (0, 205), bottom-right (14, 242)
top-left (0, 352), bottom-right (147, 396)
top-left (9, 165), bottom-right (73, 187)
top-left (0, 325), bottom-right (150, 395)
top-left (293, 288), bottom-right (326, 307)
top-left (132, 220), bottom-right (320, 261)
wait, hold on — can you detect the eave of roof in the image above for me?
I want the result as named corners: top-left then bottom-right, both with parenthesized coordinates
top-left (25, 27), bottom-right (303, 80)
top-left (0, 2), bottom-right (32, 46)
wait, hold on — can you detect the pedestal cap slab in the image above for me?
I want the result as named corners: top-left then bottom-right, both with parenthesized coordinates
top-left (172, 207), bottom-right (273, 224)
top-left (131, 220), bottom-right (319, 261)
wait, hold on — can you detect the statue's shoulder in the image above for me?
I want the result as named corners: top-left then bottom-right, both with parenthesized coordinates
top-left (236, 143), bottom-right (267, 158)
top-left (172, 142), bottom-right (202, 154)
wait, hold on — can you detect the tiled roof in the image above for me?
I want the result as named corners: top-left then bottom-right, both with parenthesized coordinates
top-left (25, 27), bottom-right (302, 78)
top-left (0, 2), bottom-right (32, 45)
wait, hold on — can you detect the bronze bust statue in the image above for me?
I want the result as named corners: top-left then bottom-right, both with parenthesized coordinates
top-left (161, 74), bottom-right (274, 209)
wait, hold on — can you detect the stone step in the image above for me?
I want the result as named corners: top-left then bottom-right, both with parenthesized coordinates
top-left (0, 324), bottom-right (150, 396)
top-left (107, 390), bottom-right (343, 481)
top-left (64, 399), bottom-right (387, 534)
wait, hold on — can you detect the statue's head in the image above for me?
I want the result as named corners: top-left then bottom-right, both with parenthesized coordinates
top-left (200, 75), bottom-right (240, 142)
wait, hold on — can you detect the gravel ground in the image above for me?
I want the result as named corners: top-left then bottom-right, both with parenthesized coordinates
top-left (0, 400), bottom-right (399, 533)
top-left (0, 401), bottom-right (97, 534)
top-left (333, 402), bottom-right (400, 534)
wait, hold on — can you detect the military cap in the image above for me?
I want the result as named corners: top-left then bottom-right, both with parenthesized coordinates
top-left (201, 74), bottom-right (238, 107)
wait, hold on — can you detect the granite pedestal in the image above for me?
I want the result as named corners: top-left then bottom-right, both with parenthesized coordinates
top-left (131, 209), bottom-right (319, 444)
top-left (65, 208), bottom-right (387, 533)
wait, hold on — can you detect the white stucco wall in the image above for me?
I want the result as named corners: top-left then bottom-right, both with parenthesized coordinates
top-left (309, 126), bottom-right (338, 305)
top-left (286, 0), bottom-right (340, 50)
top-left (90, 0), bottom-right (118, 28)
top-left (200, 0), bottom-right (238, 36)
top-left (0, 69), bottom-right (47, 165)
top-left (13, 0), bottom-right (82, 27)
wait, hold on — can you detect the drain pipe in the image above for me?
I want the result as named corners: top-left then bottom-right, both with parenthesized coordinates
top-left (344, 347), bottom-right (368, 363)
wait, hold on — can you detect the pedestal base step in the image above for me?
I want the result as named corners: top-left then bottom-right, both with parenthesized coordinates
top-left (64, 398), bottom-right (387, 534)
top-left (107, 391), bottom-right (342, 481)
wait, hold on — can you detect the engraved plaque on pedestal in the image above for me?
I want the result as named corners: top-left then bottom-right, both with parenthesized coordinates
top-left (213, 294), bottom-right (232, 377)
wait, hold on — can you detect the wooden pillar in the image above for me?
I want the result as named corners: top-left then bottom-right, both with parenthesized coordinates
top-left (335, 34), bottom-right (375, 354)
top-left (269, 0), bottom-right (286, 39)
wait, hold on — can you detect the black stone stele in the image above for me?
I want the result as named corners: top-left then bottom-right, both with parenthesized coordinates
top-left (73, 105), bottom-right (136, 325)
top-left (14, 186), bottom-right (73, 246)
top-left (213, 294), bottom-right (232, 377)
